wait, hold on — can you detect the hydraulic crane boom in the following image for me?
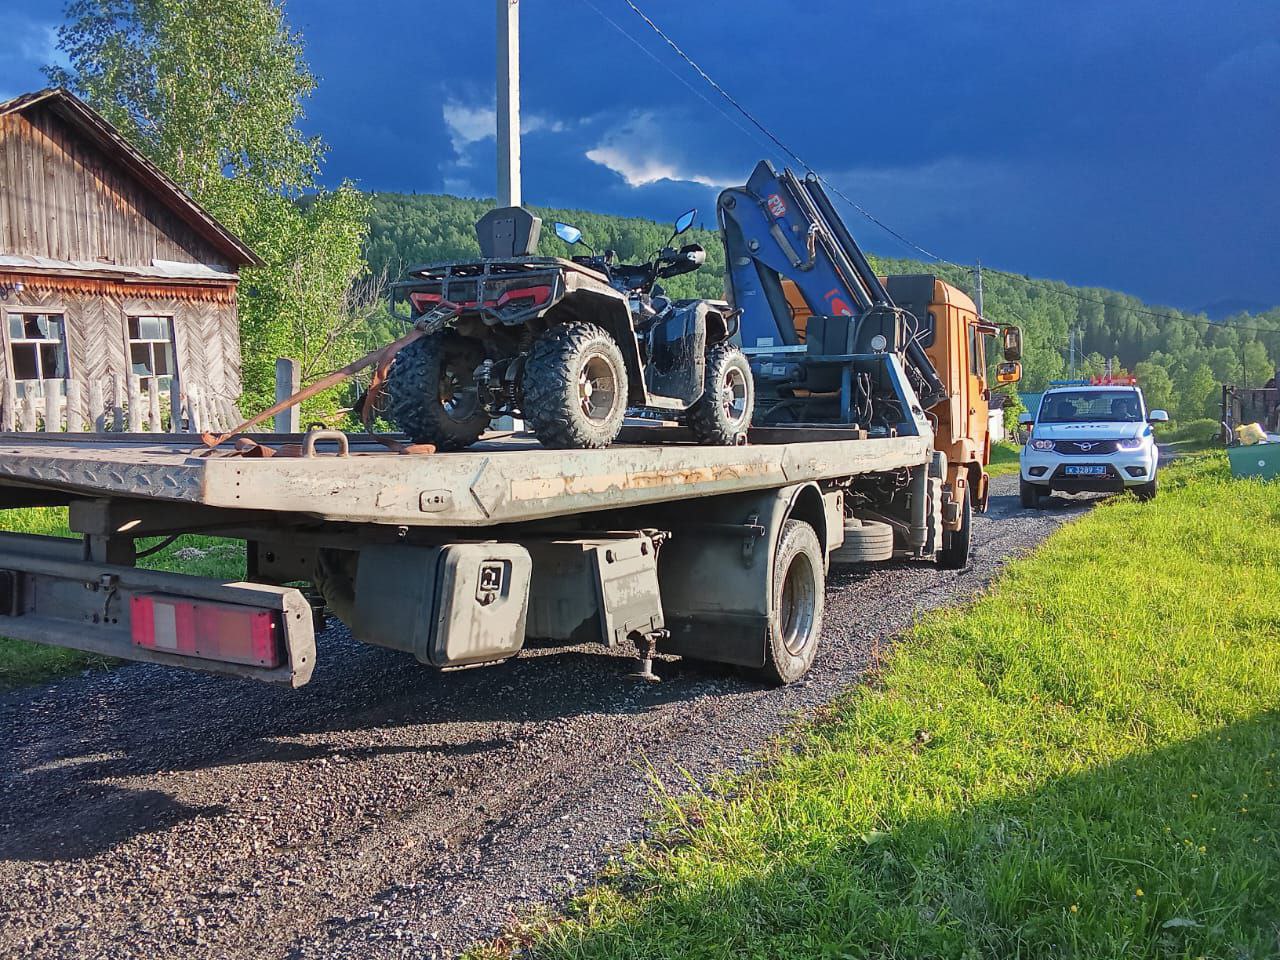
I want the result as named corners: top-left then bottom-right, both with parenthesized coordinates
top-left (717, 160), bottom-right (947, 426)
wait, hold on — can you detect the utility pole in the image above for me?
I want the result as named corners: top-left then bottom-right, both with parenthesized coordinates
top-left (972, 260), bottom-right (984, 319)
top-left (496, 0), bottom-right (521, 207)
top-left (1068, 328), bottom-right (1077, 379)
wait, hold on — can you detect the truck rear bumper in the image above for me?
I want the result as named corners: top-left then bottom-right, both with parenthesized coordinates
top-left (0, 532), bottom-right (316, 686)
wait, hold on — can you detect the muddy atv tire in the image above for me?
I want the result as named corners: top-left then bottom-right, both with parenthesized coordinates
top-left (383, 332), bottom-right (489, 450)
top-left (522, 322), bottom-right (629, 449)
top-left (688, 343), bottom-right (754, 445)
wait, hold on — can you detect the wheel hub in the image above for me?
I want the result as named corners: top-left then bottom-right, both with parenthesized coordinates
top-left (579, 355), bottom-right (618, 422)
top-left (721, 366), bottom-right (748, 422)
top-left (779, 553), bottom-right (816, 656)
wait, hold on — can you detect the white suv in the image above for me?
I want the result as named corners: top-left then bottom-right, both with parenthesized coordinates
top-left (1018, 381), bottom-right (1168, 506)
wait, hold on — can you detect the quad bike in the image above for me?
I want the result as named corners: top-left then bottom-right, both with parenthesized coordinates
top-left (382, 206), bottom-right (754, 450)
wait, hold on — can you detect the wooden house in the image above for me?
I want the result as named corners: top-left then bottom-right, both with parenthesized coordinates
top-left (0, 88), bottom-right (260, 431)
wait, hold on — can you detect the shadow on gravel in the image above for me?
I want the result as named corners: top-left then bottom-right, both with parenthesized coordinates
top-left (0, 642), bottom-right (721, 859)
top-left (0, 786), bottom-right (227, 861)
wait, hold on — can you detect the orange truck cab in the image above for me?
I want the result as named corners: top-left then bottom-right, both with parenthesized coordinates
top-left (783, 274), bottom-right (1020, 516)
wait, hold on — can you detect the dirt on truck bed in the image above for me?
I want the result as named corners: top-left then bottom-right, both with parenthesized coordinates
top-left (0, 475), bottom-right (1092, 959)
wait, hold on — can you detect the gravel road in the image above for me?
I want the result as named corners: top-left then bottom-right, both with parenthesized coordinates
top-left (0, 474), bottom-right (1095, 959)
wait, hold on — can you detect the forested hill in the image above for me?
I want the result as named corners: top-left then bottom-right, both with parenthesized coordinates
top-left (366, 192), bottom-right (1280, 421)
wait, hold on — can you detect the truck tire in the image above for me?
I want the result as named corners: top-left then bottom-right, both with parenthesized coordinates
top-left (829, 519), bottom-right (894, 564)
top-left (687, 343), bottom-right (754, 445)
top-left (756, 519), bottom-right (825, 685)
top-left (523, 322), bottom-right (628, 449)
top-left (936, 484), bottom-right (973, 570)
top-left (383, 332), bottom-right (489, 450)
top-left (1135, 475), bottom-right (1158, 501)
top-left (1019, 477), bottom-right (1042, 509)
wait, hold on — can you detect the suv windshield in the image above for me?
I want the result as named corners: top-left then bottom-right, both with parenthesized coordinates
top-left (1039, 390), bottom-right (1144, 423)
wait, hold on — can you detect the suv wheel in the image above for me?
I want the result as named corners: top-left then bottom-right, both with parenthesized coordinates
top-left (1019, 477), bottom-right (1042, 509)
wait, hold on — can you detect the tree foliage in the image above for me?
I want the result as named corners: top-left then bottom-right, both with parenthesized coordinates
top-left (48, 0), bottom-right (371, 416)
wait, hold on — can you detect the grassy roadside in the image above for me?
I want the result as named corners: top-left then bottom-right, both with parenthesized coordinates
top-left (0, 507), bottom-right (243, 691)
top-left (508, 453), bottom-right (1280, 959)
top-left (986, 440), bottom-right (1021, 477)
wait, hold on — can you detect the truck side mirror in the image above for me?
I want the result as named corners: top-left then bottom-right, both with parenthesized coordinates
top-left (1002, 326), bottom-right (1023, 362)
top-left (1018, 412), bottom-right (1034, 427)
top-left (995, 360), bottom-right (1022, 384)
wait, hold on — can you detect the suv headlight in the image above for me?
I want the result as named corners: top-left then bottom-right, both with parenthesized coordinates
top-left (1031, 439), bottom-right (1055, 451)
top-left (1117, 437), bottom-right (1146, 450)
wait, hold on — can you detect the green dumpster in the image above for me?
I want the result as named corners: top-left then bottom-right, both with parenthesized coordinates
top-left (1227, 443), bottom-right (1280, 481)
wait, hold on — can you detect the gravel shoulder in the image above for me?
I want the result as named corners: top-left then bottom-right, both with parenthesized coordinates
top-left (0, 474), bottom-right (1095, 959)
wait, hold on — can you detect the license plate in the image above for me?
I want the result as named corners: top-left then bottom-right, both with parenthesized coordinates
top-left (1064, 465), bottom-right (1107, 476)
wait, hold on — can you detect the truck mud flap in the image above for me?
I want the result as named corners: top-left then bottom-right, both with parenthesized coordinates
top-left (649, 482), bottom-right (828, 668)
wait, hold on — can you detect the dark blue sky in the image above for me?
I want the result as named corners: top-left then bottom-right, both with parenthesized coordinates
top-left (4, 0), bottom-right (1278, 310)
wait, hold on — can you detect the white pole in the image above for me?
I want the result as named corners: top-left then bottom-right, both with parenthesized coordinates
top-left (496, 0), bottom-right (521, 207)
top-left (972, 259), bottom-right (984, 319)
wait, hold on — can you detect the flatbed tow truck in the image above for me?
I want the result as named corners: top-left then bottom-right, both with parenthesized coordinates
top-left (0, 163), bottom-right (1020, 689)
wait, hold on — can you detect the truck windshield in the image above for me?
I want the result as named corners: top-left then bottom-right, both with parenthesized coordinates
top-left (1039, 390), bottom-right (1144, 423)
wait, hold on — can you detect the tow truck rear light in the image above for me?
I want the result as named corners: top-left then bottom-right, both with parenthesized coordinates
top-left (130, 594), bottom-right (284, 668)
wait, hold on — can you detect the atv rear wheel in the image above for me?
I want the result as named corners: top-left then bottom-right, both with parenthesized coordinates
top-left (688, 343), bottom-right (754, 445)
top-left (383, 332), bottom-right (489, 450)
top-left (522, 322), bottom-right (628, 449)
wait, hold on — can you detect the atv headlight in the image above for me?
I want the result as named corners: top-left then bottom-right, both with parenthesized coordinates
top-left (1031, 439), bottom-right (1055, 451)
top-left (1117, 436), bottom-right (1146, 450)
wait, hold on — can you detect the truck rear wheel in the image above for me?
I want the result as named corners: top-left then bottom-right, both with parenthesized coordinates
top-left (687, 343), bottom-right (754, 445)
top-left (523, 322), bottom-right (628, 449)
top-left (936, 484), bottom-right (973, 569)
top-left (383, 332), bottom-right (489, 450)
top-left (756, 519), bottom-right (825, 684)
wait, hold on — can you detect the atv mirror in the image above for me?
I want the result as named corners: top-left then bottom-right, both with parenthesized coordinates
top-left (673, 209), bottom-right (697, 236)
top-left (995, 361), bottom-right (1022, 385)
top-left (1002, 325), bottom-right (1023, 362)
top-left (553, 222), bottom-right (583, 246)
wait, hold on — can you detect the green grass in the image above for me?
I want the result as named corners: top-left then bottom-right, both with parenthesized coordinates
top-left (0, 507), bottom-right (244, 691)
top-left (1160, 418), bottom-right (1222, 455)
top-left (987, 440), bottom-right (1022, 477)
top-left (509, 453), bottom-right (1280, 960)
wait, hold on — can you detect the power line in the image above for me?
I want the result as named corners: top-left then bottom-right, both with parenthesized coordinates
top-left (607, 0), bottom-right (1280, 339)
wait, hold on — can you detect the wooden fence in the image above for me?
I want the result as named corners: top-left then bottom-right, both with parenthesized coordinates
top-left (0, 376), bottom-right (242, 434)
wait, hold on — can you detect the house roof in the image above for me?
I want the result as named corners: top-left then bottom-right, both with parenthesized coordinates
top-left (0, 88), bottom-right (263, 268)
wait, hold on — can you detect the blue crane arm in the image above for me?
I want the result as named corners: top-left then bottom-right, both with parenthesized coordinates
top-left (717, 160), bottom-right (946, 411)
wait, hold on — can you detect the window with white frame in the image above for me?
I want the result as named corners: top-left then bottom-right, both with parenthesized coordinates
top-left (127, 315), bottom-right (177, 391)
top-left (7, 312), bottom-right (69, 397)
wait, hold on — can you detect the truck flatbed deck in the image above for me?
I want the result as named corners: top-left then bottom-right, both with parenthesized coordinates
top-left (0, 429), bottom-right (930, 526)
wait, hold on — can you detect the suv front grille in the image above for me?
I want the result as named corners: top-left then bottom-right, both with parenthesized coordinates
top-left (1056, 439), bottom-right (1120, 455)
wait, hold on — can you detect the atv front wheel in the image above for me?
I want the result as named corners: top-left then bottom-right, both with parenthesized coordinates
top-left (522, 322), bottom-right (629, 449)
top-left (383, 332), bottom-right (489, 450)
top-left (688, 343), bottom-right (754, 444)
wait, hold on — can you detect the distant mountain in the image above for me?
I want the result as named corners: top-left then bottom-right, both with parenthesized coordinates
top-left (1197, 298), bottom-right (1275, 321)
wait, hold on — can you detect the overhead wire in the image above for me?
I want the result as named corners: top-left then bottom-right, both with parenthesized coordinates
top-left (605, 0), bottom-right (1280, 339)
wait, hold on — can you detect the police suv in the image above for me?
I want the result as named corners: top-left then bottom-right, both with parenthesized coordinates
top-left (1018, 378), bottom-right (1168, 506)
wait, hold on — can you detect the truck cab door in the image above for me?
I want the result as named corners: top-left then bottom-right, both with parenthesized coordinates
top-left (966, 322), bottom-right (990, 463)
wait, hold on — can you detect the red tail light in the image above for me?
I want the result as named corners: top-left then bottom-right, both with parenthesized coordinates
top-left (496, 285), bottom-right (552, 308)
top-left (131, 595), bottom-right (284, 668)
